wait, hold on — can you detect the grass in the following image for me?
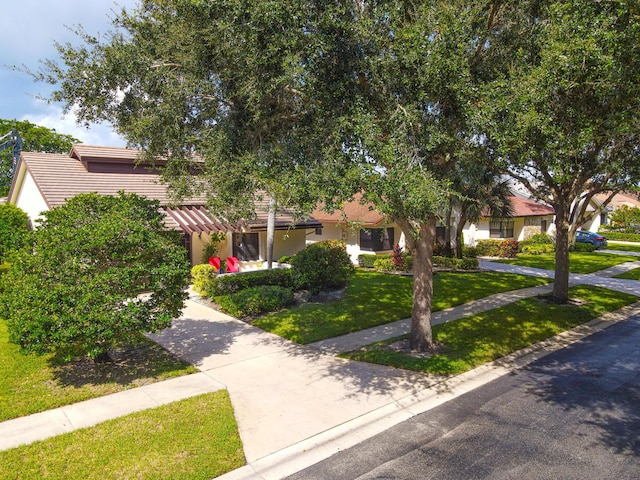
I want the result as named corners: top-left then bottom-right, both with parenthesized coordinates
top-left (0, 391), bottom-right (245, 480)
top-left (253, 269), bottom-right (550, 344)
top-left (343, 285), bottom-right (638, 375)
top-left (613, 268), bottom-right (640, 280)
top-left (0, 320), bottom-right (197, 422)
top-left (496, 251), bottom-right (638, 274)
top-left (606, 241), bottom-right (640, 253)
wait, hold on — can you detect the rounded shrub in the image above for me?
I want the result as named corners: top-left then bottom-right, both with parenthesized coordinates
top-left (290, 240), bottom-right (355, 293)
top-left (191, 264), bottom-right (216, 295)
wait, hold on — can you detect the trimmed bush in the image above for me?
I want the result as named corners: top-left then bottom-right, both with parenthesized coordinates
top-left (277, 255), bottom-right (295, 264)
top-left (216, 285), bottom-right (294, 318)
top-left (573, 242), bottom-right (596, 252)
top-left (209, 268), bottom-right (292, 296)
top-left (0, 204), bottom-right (30, 263)
top-left (475, 239), bottom-right (519, 258)
top-left (373, 257), bottom-right (396, 272)
top-left (373, 253), bottom-right (413, 273)
top-left (358, 254), bottom-right (392, 268)
top-left (463, 247), bottom-right (478, 258)
top-left (433, 256), bottom-right (479, 270)
top-left (291, 240), bottom-right (355, 293)
top-left (529, 233), bottom-right (554, 244)
top-left (521, 243), bottom-right (555, 255)
top-left (191, 264), bottom-right (216, 295)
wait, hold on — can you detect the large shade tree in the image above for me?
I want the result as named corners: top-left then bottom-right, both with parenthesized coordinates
top-left (38, 0), bottom-right (553, 351)
top-left (480, 0), bottom-right (640, 301)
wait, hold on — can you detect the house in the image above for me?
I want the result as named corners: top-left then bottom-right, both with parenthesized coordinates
top-left (7, 145), bottom-right (321, 269)
top-left (462, 193), bottom-right (555, 245)
top-left (309, 193), bottom-right (555, 263)
top-left (580, 191), bottom-right (640, 233)
top-left (309, 194), bottom-right (407, 263)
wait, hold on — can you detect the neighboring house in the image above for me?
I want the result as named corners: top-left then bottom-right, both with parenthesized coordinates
top-left (309, 193), bottom-right (555, 263)
top-left (463, 194), bottom-right (555, 245)
top-left (580, 191), bottom-right (640, 233)
top-left (7, 145), bottom-right (320, 269)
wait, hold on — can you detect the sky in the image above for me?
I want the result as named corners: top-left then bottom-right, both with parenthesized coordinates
top-left (0, 0), bottom-right (139, 146)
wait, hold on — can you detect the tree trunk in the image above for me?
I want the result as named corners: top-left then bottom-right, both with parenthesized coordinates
top-left (443, 204), bottom-right (453, 257)
top-left (408, 217), bottom-right (436, 352)
top-left (553, 203), bottom-right (570, 302)
top-left (266, 197), bottom-right (276, 269)
top-left (454, 212), bottom-right (468, 259)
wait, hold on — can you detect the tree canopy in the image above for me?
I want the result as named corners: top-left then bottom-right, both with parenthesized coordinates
top-left (0, 118), bottom-right (79, 196)
top-left (478, 0), bottom-right (640, 300)
top-left (0, 204), bottom-right (30, 263)
top-left (0, 192), bottom-right (190, 361)
top-left (38, 0), bottom-right (640, 346)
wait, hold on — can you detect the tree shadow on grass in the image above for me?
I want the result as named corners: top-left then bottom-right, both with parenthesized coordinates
top-left (48, 337), bottom-right (196, 389)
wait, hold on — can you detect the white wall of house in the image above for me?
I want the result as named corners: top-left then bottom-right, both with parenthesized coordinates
top-left (14, 170), bottom-right (48, 227)
top-left (463, 216), bottom-right (554, 246)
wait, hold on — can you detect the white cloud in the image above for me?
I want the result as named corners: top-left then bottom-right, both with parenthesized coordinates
top-left (23, 101), bottom-right (126, 147)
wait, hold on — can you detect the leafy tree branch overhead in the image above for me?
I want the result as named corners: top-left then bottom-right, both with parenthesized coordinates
top-left (36, 0), bottom-right (640, 349)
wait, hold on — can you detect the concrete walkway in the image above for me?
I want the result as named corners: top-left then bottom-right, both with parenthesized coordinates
top-left (2, 256), bottom-right (640, 480)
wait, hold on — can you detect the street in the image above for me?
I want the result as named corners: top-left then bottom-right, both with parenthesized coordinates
top-left (287, 314), bottom-right (640, 480)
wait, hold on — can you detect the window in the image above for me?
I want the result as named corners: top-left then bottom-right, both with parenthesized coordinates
top-left (232, 233), bottom-right (259, 261)
top-left (600, 212), bottom-right (608, 226)
top-left (360, 227), bottom-right (394, 252)
top-left (489, 219), bottom-right (515, 239)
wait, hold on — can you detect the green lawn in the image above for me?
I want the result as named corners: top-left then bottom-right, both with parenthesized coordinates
top-left (497, 251), bottom-right (638, 274)
top-left (0, 320), bottom-right (197, 422)
top-left (253, 269), bottom-right (550, 344)
top-left (606, 242), bottom-right (640, 253)
top-left (343, 285), bottom-right (638, 375)
top-left (0, 391), bottom-right (245, 480)
top-left (613, 268), bottom-right (640, 280)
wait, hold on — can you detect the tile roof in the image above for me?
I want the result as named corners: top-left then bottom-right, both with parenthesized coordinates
top-left (312, 194), bottom-right (387, 227)
top-left (507, 195), bottom-right (555, 217)
top-left (18, 150), bottom-right (179, 208)
top-left (11, 145), bottom-right (320, 233)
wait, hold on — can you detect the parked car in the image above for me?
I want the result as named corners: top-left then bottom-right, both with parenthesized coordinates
top-left (576, 230), bottom-right (608, 249)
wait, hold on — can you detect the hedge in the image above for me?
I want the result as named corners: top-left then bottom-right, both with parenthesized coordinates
top-left (209, 268), bottom-right (293, 296)
top-left (598, 231), bottom-right (640, 242)
top-left (358, 253), bottom-right (392, 268)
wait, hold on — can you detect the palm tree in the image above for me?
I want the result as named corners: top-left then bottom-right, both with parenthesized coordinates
top-left (447, 162), bottom-right (513, 258)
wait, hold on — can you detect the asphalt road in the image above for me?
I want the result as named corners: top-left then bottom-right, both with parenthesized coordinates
top-left (287, 315), bottom-right (640, 480)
